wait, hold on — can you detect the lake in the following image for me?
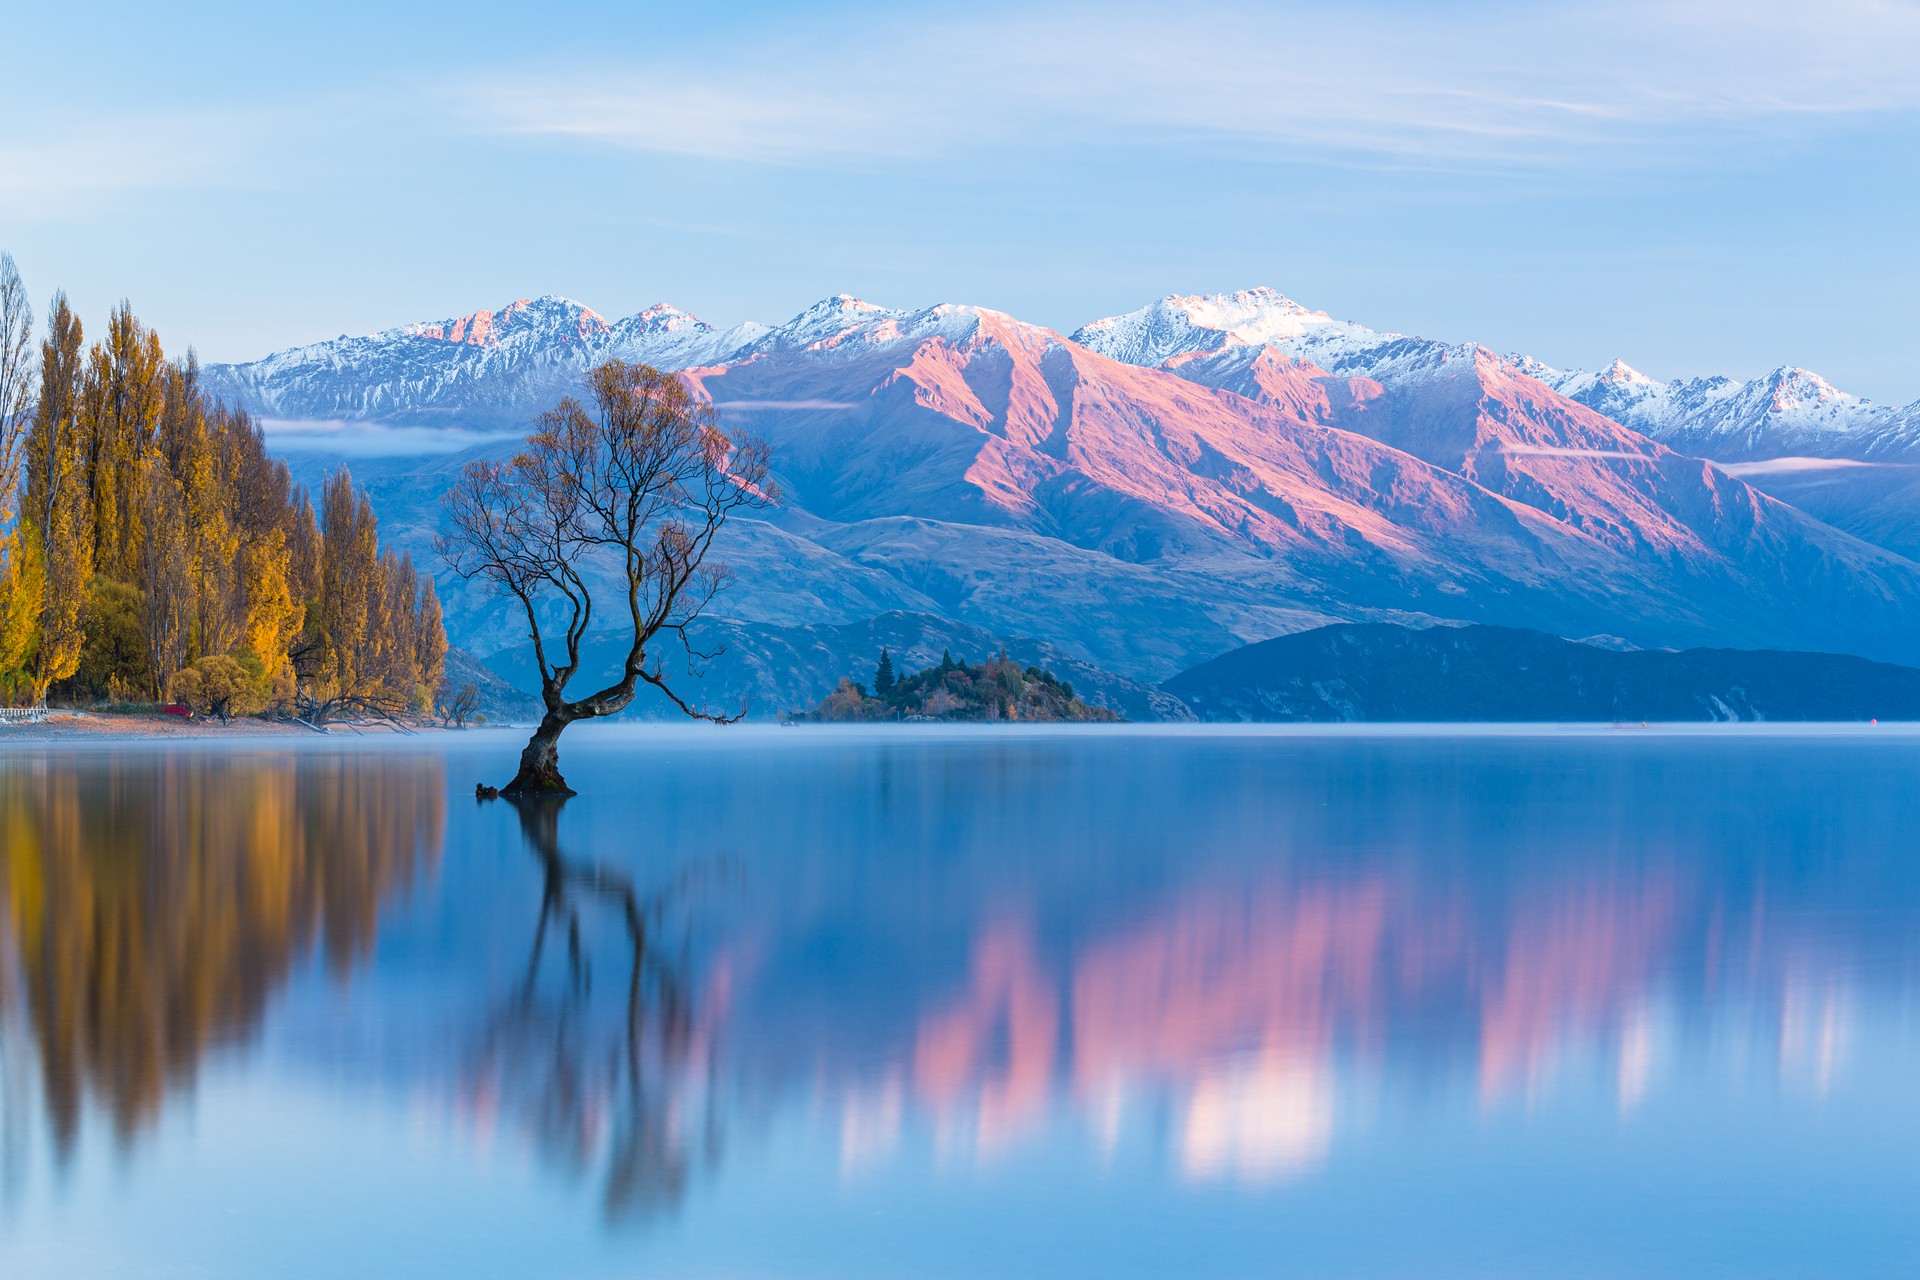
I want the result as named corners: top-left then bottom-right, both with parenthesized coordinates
top-left (1, 726), bottom-right (1917, 1278)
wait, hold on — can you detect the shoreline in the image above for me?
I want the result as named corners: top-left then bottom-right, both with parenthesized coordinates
top-left (0, 710), bottom-right (456, 741)
top-left (3, 714), bottom-right (1915, 747)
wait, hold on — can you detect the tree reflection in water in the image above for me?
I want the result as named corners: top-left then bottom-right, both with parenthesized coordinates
top-left (0, 752), bottom-right (445, 1162)
top-left (466, 797), bottom-right (729, 1225)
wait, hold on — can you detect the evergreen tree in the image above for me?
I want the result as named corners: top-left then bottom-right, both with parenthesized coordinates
top-left (874, 646), bottom-right (895, 696)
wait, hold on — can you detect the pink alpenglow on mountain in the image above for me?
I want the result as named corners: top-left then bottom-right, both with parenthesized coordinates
top-left (206, 289), bottom-right (1920, 683)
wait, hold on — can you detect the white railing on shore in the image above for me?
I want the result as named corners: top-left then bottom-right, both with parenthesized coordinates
top-left (0, 705), bottom-right (50, 726)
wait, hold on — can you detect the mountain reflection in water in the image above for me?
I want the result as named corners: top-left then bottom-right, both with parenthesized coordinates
top-left (0, 730), bottom-right (1916, 1278)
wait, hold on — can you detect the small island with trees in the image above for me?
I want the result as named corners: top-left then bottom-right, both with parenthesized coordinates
top-left (791, 648), bottom-right (1122, 723)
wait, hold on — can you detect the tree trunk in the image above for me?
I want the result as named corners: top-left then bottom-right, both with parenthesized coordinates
top-left (503, 709), bottom-right (577, 796)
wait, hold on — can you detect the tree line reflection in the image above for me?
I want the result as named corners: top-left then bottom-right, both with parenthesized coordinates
top-left (0, 752), bottom-right (445, 1154)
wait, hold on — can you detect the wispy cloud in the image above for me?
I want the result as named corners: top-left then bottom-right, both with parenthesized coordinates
top-left (1499, 445), bottom-right (1658, 462)
top-left (459, 0), bottom-right (1920, 168)
top-left (18, 0), bottom-right (1920, 219)
top-left (710, 399), bottom-right (860, 411)
top-left (0, 111), bottom-right (272, 219)
top-left (1715, 456), bottom-right (1889, 477)
top-left (262, 419), bottom-right (520, 457)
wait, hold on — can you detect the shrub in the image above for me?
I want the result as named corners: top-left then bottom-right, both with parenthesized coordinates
top-left (70, 577), bottom-right (151, 700)
top-left (169, 653), bottom-right (268, 722)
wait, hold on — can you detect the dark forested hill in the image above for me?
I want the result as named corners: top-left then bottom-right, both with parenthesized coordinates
top-left (1163, 623), bottom-right (1920, 722)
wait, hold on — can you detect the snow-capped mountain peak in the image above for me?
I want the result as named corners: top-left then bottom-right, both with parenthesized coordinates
top-left (777, 294), bottom-right (903, 343)
top-left (623, 301), bottom-right (702, 329)
top-left (1071, 287), bottom-right (1377, 368)
top-left (1754, 366), bottom-right (1850, 415)
top-left (1161, 287), bottom-right (1335, 340)
top-left (605, 303), bottom-right (769, 368)
top-left (1080, 290), bottom-right (1920, 465)
top-left (209, 286), bottom-right (1920, 468)
top-left (750, 296), bottom-right (1057, 361)
top-left (405, 295), bottom-right (609, 348)
top-left (1597, 358), bottom-right (1655, 387)
top-left (1535, 357), bottom-right (1910, 460)
top-left (206, 293), bottom-right (767, 425)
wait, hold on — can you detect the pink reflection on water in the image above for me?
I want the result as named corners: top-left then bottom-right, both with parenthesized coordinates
top-left (914, 922), bottom-right (1060, 1154)
top-left (1476, 878), bottom-right (1680, 1103)
top-left (872, 863), bottom-right (1801, 1181)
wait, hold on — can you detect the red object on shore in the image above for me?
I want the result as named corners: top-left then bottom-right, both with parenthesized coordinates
top-left (162, 703), bottom-right (191, 718)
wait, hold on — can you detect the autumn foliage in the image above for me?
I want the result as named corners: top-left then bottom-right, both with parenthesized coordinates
top-left (0, 255), bottom-right (444, 715)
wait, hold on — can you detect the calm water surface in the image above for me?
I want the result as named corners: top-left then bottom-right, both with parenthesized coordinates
top-left (1, 726), bottom-right (1917, 1278)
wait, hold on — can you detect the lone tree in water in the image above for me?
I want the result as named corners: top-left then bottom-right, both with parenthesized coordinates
top-left (439, 360), bottom-right (773, 795)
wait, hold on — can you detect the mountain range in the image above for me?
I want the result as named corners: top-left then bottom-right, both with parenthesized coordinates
top-left (206, 288), bottom-right (1920, 713)
top-left (211, 287), bottom-right (1920, 461)
top-left (1067, 289), bottom-right (1920, 563)
top-left (1070, 288), bottom-right (1920, 464)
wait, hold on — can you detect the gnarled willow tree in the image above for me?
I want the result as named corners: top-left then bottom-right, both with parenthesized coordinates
top-left (440, 360), bottom-right (772, 795)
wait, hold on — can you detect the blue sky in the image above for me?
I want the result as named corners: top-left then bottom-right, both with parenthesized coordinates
top-left (3, 0), bottom-right (1918, 401)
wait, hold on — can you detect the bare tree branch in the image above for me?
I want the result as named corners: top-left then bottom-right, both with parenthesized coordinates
top-left (438, 360), bottom-right (776, 794)
top-left (0, 255), bottom-right (35, 513)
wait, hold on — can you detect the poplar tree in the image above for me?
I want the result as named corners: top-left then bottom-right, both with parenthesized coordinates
top-left (0, 255), bottom-right (42, 698)
top-left (0, 255), bottom-right (31, 494)
top-left (295, 469), bottom-right (446, 717)
top-left (85, 303), bottom-right (165, 584)
top-left (138, 457), bottom-right (192, 689)
top-left (24, 294), bottom-right (90, 696)
top-left (415, 578), bottom-right (447, 707)
top-left (0, 274), bottom-right (447, 714)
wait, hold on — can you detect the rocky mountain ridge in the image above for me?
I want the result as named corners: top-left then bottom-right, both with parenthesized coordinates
top-left (226, 288), bottom-right (1920, 710)
top-left (214, 285), bottom-right (1920, 464)
top-left (1074, 288), bottom-right (1920, 464)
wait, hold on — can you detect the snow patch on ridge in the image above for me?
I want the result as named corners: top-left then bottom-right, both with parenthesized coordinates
top-left (1076, 288), bottom-right (1920, 464)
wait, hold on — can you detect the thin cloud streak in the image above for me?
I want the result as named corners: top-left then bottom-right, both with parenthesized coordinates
top-left (0, 112), bottom-right (268, 218)
top-left (16, 0), bottom-right (1920, 217)
top-left (1715, 457), bottom-right (1888, 477)
top-left (0, 95), bottom-right (386, 219)
top-left (711, 399), bottom-right (860, 411)
top-left (460, 0), bottom-right (1920, 168)
top-left (1498, 445), bottom-right (1660, 462)
top-left (262, 419), bottom-right (522, 457)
